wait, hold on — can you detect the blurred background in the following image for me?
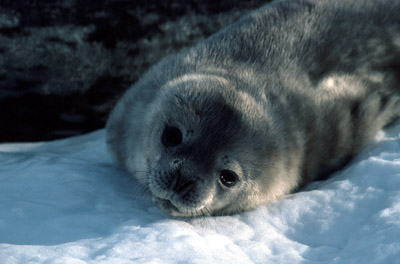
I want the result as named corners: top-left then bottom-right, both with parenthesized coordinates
top-left (0, 0), bottom-right (267, 142)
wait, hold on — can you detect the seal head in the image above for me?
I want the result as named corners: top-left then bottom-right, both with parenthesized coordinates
top-left (124, 76), bottom-right (300, 217)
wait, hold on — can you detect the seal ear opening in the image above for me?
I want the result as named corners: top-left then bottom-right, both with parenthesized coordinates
top-left (219, 170), bottom-right (239, 187)
top-left (161, 126), bottom-right (182, 147)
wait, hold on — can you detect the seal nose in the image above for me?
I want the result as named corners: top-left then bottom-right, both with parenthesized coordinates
top-left (172, 169), bottom-right (195, 195)
top-left (175, 180), bottom-right (195, 194)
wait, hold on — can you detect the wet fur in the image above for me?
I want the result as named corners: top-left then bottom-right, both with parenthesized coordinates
top-left (106, 0), bottom-right (400, 216)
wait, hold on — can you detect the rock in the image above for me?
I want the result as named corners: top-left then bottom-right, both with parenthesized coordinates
top-left (0, 0), bottom-right (266, 142)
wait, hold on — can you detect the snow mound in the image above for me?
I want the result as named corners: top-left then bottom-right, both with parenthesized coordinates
top-left (1, 122), bottom-right (400, 263)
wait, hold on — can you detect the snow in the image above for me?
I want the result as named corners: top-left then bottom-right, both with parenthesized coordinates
top-left (1, 121), bottom-right (400, 264)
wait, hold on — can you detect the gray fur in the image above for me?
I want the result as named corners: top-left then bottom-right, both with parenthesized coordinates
top-left (106, 0), bottom-right (400, 217)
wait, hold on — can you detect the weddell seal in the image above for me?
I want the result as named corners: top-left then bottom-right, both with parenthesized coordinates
top-left (106, 0), bottom-right (400, 217)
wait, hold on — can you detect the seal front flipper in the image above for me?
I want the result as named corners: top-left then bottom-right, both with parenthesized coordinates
top-left (353, 91), bottom-right (400, 150)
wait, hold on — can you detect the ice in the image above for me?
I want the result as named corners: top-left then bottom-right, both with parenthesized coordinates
top-left (1, 121), bottom-right (400, 263)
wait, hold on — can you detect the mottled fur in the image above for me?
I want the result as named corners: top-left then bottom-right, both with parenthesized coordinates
top-left (106, 0), bottom-right (400, 216)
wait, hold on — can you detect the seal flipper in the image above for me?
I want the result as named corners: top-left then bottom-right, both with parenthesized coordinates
top-left (353, 91), bottom-right (400, 150)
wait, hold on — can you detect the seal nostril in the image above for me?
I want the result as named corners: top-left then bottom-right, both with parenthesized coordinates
top-left (176, 180), bottom-right (195, 193)
top-left (171, 169), bottom-right (194, 194)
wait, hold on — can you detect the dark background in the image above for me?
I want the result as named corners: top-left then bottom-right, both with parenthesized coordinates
top-left (0, 0), bottom-right (267, 142)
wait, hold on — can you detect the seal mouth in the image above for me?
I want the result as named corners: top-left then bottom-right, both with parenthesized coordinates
top-left (152, 197), bottom-right (207, 217)
top-left (153, 197), bottom-right (182, 216)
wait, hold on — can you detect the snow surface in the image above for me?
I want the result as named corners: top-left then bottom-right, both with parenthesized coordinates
top-left (1, 121), bottom-right (400, 264)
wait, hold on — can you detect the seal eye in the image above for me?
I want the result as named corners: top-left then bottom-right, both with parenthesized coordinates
top-left (162, 126), bottom-right (182, 147)
top-left (219, 170), bottom-right (238, 187)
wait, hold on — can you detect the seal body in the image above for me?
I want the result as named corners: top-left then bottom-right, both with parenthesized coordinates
top-left (106, 0), bottom-right (400, 216)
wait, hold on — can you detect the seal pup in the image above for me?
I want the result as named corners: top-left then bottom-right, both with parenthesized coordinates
top-left (106, 0), bottom-right (400, 217)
